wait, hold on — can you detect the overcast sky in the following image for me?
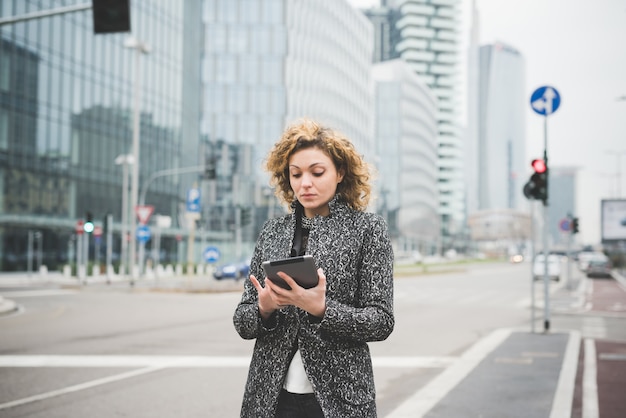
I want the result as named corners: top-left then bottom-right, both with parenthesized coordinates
top-left (348, 0), bottom-right (626, 245)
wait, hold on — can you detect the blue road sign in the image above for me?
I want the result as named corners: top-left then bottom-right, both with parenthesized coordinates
top-left (186, 188), bottom-right (201, 213)
top-left (136, 225), bottom-right (151, 243)
top-left (203, 246), bottom-right (220, 263)
top-left (530, 86), bottom-right (561, 116)
top-left (559, 218), bottom-right (571, 232)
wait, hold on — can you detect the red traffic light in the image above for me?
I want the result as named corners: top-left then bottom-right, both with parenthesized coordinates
top-left (531, 159), bottom-right (546, 174)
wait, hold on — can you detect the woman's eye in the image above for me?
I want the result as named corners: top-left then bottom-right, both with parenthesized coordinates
top-left (313, 172), bottom-right (324, 177)
top-left (291, 173), bottom-right (302, 178)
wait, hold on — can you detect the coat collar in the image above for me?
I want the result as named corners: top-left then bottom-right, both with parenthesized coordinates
top-left (290, 194), bottom-right (348, 219)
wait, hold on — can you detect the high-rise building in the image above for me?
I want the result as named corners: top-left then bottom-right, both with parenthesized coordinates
top-left (373, 59), bottom-right (439, 254)
top-left (475, 42), bottom-right (526, 211)
top-left (0, 1), bottom-right (196, 271)
top-left (0, 0), bottom-right (376, 271)
top-left (200, 0), bottom-right (375, 209)
top-left (365, 0), bottom-right (465, 247)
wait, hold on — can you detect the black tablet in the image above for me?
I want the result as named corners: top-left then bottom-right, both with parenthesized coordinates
top-left (262, 255), bottom-right (319, 289)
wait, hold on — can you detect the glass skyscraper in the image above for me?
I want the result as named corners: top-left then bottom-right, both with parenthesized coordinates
top-left (0, 0), bottom-right (191, 271)
top-left (475, 42), bottom-right (526, 211)
top-left (0, 0), bottom-right (376, 271)
top-left (200, 0), bottom-right (374, 203)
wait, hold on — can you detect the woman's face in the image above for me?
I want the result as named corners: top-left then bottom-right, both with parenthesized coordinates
top-left (288, 147), bottom-right (344, 218)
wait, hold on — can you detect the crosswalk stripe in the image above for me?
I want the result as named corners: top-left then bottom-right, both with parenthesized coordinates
top-left (0, 355), bottom-right (456, 369)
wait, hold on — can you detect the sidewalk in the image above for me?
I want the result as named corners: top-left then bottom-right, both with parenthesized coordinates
top-left (385, 269), bottom-right (626, 418)
top-left (386, 329), bottom-right (579, 418)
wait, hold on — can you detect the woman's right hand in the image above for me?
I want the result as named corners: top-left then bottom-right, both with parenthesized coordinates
top-left (249, 275), bottom-right (280, 320)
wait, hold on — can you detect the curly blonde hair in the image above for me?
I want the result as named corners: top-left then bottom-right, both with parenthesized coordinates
top-left (265, 119), bottom-right (372, 211)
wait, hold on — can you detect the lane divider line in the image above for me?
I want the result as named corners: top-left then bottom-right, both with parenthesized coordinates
top-left (549, 330), bottom-right (580, 418)
top-left (582, 338), bottom-right (599, 418)
top-left (0, 364), bottom-right (167, 411)
top-left (384, 328), bottom-right (513, 418)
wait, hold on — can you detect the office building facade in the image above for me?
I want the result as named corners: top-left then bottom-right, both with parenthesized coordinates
top-left (0, 0), bottom-right (195, 271)
top-left (200, 0), bottom-right (375, 208)
top-left (475, 42), bottom-right (526, 211)
top-left (365, 0), bottom-right (465, 248)
top-left (373, 59), bottom-right (439, 253)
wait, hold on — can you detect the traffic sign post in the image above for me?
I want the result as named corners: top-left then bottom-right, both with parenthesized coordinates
top-left (530, 85), bottom-right (561, 333)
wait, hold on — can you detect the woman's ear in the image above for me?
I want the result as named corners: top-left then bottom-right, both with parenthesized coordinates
top-left (337, 169), bottom-right (345, 184)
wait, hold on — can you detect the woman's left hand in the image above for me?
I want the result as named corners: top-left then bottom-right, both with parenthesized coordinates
top-left (265, 268), bottom-right (327, 318)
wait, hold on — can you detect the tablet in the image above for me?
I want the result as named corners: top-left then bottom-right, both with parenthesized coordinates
top-left (262, 255), bottom-right (319, 289)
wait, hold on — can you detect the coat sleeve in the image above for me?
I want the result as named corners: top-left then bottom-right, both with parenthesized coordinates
top-left (232, 221), bottom-right (280, 340)
top-left (319, 214), bottom-right (395, 343)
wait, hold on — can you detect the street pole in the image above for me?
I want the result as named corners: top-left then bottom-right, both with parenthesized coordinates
top-left (566, 213), bottom-right (573, 290)
top-left (106, 213), bottom-right (113, 281)
top-left (530, 201), bottom-right (536, 333)
top-left (138, 164), bottom-right (204, 276)
top-left (542, 118), bottom-right (551, 333)
top-left (115, 154), bottom-right (133, 279)
top-left (124, 36), bottom-right (150, 282)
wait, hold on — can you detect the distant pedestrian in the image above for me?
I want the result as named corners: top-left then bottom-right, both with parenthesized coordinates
top-left (233, 118), bottom-right (395, 417)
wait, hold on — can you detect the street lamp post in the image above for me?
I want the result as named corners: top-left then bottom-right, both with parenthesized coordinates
top-left (115, 154), bottom-right (134, 278)
top-left (124, 36), bottom-right (150, 280)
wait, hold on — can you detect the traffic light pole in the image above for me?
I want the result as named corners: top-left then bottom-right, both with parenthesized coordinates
top-left (542, 118), bottom-right (551, 332)
top-left (530, 85), bottom-right (561, 334)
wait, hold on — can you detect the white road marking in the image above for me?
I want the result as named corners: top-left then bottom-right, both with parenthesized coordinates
top-left (582, 338), bottom-right (599, 418)
top-left (385, 328), bottom-right (512, 418)
top-left (549, 330), bottom-right (580, 418)
top-left (0, 354), bottom-right (456, 410)
top-left (0, 355), bottom-right (454, 369)
top-left (0, 364), bottom-right (168, 411)
top-left (1, 289), bottom-right (78, 298)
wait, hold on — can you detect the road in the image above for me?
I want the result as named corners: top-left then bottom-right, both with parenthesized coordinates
top-left (0, 260), bottom-right (624, 417)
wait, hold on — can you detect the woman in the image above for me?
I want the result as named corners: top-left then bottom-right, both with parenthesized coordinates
top-left (233, 119), bottom-right (394, 418)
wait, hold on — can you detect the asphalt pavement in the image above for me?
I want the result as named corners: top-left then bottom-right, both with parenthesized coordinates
top-left (2, 268), bottom-right (625, 418)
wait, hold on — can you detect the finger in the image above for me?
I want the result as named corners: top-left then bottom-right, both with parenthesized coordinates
top-left (276, 271), bottom-right (299, 289)
top-left (249, 275), bottom-right (263, 292)
top-left (316, 268), bottom-right (326, 288)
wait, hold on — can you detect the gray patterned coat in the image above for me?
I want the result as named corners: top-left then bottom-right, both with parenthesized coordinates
top-left (233, 197), bottom-right (394, 417)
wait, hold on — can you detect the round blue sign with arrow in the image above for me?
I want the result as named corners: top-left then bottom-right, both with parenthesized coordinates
top-left (136, 225), bottom-right (151, 243)
top-left (203, 246), bottom-right (220, 263)
top-left (530, 86), bottom-right (561, 116)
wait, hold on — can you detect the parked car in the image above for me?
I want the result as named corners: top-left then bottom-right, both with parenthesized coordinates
top-left (577, 251), bottom-right (608, 273)
top-left (586, 259), bottom-right (613, 279)
top-left (213, 260), bottom-right (250, 280)
top-left (533, 254), bottom-right (561, 281)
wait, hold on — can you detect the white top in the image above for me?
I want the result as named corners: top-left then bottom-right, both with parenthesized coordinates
top-left (283, 349), bottom-right (314, 393)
